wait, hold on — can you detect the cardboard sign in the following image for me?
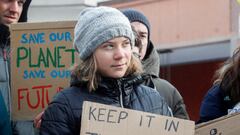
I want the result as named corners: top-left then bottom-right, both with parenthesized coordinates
top-left (10, 21), bottom-right (78, 120)
top-left (195, 113), bottom-right (240, 135)
top-left (80, 101), bottom-right (195, 135)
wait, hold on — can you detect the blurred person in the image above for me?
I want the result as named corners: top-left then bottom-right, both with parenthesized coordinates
top-left (122, 9), bottom-right (189, 119)
top-left (198, 47), bottom-right (240, 123)
top-left (40, 6), bottom-right (172, 135)
top-left (0, 0), bottom-right (35, 135)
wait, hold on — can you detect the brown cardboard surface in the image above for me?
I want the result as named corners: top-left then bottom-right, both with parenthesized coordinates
top-left (80, 101), bottom-right (195, 135)
top-left (10, 21), bottom-right (77, 30)
top-left (10, 21), bottom-right (78, 120)
top-left (195, 113), bottom-right (240, 135)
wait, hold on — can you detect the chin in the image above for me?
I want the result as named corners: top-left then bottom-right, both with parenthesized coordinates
top-left (110, 73), bottom-right (125, 78)
top-left (4, 18), bottom-right (18, 24)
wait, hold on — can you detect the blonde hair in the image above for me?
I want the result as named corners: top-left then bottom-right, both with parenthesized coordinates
top-left (132, 26), bottom-right (143, 52)
top-left (213, 47), bottom-right (240, 103)
top-left (72, 54), bottom-right (142, 92)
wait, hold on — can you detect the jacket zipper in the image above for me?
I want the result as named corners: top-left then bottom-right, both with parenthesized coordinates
top-left (3, 48), bottom-right (7, 61)
top-left (1, 36), bottom-right (9, 61)
top-left (117, 80), bottom-right (124, 108)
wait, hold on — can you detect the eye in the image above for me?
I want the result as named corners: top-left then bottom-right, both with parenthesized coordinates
top-left (102, 44), bottom-right (114, 50)
top-left (123, 42), bottom-right (130, 47)
top-left (140, 34), bottom-right (147, 39)
top-left (18, 0), bottom-right (25, 6)
top-left (122, 40), bottom-right (131, 47)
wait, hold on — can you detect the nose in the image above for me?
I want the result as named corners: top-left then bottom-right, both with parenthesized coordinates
top-left (9, 1), bottom-right (19, 12)
top-left (113, 47), bottom-right (125, 60)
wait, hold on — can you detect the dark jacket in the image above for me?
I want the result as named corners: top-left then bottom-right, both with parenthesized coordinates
top-left (142, 41), bottom-right (189, 120)
top-left (198, 84), bottom-right (234, 123)
top-left (0, 0), bottom-right (32, 114)
top-left (0, 24), bottom-right (11, 114)
top-left (40, 74), bottom-right (171, 135)
top-left (0, 92), bottom-right (12, 135)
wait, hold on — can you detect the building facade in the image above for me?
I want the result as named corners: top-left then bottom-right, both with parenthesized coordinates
top-left (100, 0), bottom-right (240, 121)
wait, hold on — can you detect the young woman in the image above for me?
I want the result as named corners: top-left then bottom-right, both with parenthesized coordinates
top-left (198, 47), bottom-right (240, 123)
top-left (40, 6), bottom-right (171, 135)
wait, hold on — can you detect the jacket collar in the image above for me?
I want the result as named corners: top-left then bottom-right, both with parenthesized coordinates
top-left (0, 24), bottom-right (10, 48)
top-left (70, 74), bottom-right (145, 97)
top-left (142, 41), bottom-right (160, 77)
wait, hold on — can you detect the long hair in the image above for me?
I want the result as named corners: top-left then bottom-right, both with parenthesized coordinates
top-left (72, 54), bottom-right (143, 92)
top-left (132, 26), bottom-right (143, 53)
top-left (214, 47), bottom-right (240, 103)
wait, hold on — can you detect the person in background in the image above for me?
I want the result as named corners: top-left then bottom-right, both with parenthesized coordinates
top-left (198, 47), bottom-right (240, 123)
top-left (40, 6), bottom-right (172, 135)
top-left (122, 9), bottom-right (189, 119)
top-left (0, 92), bottom-right (12, 135)
top-left (0, 0), bottom-right (35, 135)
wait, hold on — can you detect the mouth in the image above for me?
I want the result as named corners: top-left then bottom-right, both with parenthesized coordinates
top-left (4, 15), bottom-right (17, 22)
top-left (111, 63), bottom-right (126, 68)
top-left (5, 14), bottom-right (17, 19)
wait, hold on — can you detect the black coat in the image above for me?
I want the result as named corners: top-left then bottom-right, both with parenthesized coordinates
top-left (40, 75), bottom-right (171, 135)
top-left (142, 41), bottom-right (189, 119)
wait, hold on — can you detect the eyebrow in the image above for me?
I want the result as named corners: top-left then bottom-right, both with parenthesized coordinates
top-left (104, 39), bottom-right (130, 44)
top-left (139, 31), bottom-right (148, 35)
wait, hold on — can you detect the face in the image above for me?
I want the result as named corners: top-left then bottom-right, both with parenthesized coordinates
top-left (0, 0), bottom-right (25, 26)
top-left (131, 21), bottom-right (148, 60)
top-left (94, 37), bottom-right (132, 78)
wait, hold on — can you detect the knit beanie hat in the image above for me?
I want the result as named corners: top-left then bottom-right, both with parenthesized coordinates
top-left (122, 9), bottom-right (151, 38)
top-left (74, 6), bottom-right (135, 60)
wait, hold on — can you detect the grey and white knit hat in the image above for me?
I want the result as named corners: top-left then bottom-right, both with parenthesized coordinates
top-left (74, 6), bottom-right (135, 60)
